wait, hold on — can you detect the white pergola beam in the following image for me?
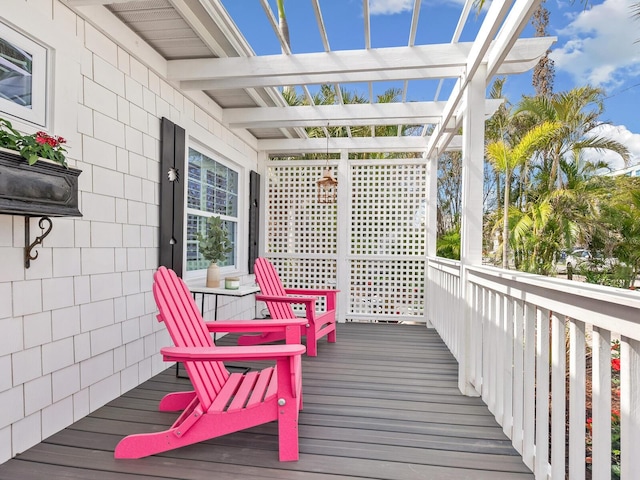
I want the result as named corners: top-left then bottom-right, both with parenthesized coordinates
top-left (426, 0), bottom-right (544, 158)
top-left (486, 0), bottom-right (546, 78)
top-left (258, 135), bottom-right (463, 154)
top-left (168, 38), bottom-right (552, 91)
top-left (223, 99), bottom-right (504, 129)
top-left (425, 0), bottom-right (515, 157)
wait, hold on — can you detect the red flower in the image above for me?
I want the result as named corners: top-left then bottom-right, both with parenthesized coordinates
top-left (612, 358), bottom-right (621, 371)
top-left (56, 136), bottom-right (66, 144)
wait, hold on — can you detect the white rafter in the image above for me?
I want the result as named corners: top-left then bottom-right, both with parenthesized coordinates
top-left (311, 0), bottom-right (352, 137)
top-left (257, 135), bottom-right (463, 154)
top-left (426, 0), bottom-right (545, 157)
top-left (258, 0), bottom-right (325, 139)
top-left (223, 99), bottom-right (504, 129)
top-left (398, 0), bottom-right (422, 136)
top-left (168, 37), bottom-right (553, 91)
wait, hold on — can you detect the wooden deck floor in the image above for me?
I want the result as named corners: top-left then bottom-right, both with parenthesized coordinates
top-left (0, 323), bottom-right (532, 480)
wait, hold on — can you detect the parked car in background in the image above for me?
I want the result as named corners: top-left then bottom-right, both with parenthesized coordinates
top-left (565, 249), bottom-right (620, 273)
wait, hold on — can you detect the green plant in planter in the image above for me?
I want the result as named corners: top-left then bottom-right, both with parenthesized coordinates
top-left (196, 216), bottom-right (232, 265)
top-left (0, 117), bottom-right (68, 167)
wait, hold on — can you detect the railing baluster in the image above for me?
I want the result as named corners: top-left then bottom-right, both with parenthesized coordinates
top-left (482, 288), bottom-right (492, 408)
top-left (535, 307), bottom-right (550, 478)
top-left (591, 327), bottom-right (612, 479)
top-left (522, 302), bottom-right (536, 470)
top-left (495, 291), bottom-right (505, 424)
top-left (551, 312), bottom-right (567, 478)
top-left (620, 336), bottom-right (639, 478)
top-left (568, 318), bottom-right (586, 480)
top-left (503, 296), bottom-right (514, 437)
top-left (512, 298), bottom-right (524, 454)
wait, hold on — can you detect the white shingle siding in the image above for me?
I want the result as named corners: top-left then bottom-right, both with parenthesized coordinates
top-left (43, 338), bottom-right (75, 375)
top-left (11, 413), bottom-right (40, 455)
top-left (52, 364), bottom-right (80, 403)
top-left (0, 387), bottom-right (23, 429)
top-left (42, 397), bottom-right (74, 439)
top-left (0, 356), bottom-right (12, 392)
top-left (51, 306), bottom-right (81, 341)
top-left (23, 311), bottom-right (52, 349)
top-left (88, 374), bottom-right (120, 411)
top-left (12, 281), bottom-right (43, 317)
top-left (24, 375), bottom-right (52, 416)
top-left (12, 347), bottom-right (41, 386)
top-left (42, 277), bottom-right (75, 311)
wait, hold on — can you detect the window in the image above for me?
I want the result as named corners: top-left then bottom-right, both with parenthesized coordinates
top-left (186, 147), bottom-right (239, 272)
top-left (0, 22), bottom-right (47, 126)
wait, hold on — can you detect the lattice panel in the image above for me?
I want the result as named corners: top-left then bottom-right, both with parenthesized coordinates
top-left (350, 259), bottom-right (425, 317)
top-left (351, 163), bottom-right (426, 256)
top-left (267, 257), bottom-right (338, 313)
top-left (266, 165), bottom-right (338, 255)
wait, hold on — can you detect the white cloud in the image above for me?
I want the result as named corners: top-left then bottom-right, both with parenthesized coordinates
top-left (550, 0), bottom-right (640, 88)
top-left (370, 0), bottom-right (415, 15)
top-left (584, 124), bottom-right (640, 171)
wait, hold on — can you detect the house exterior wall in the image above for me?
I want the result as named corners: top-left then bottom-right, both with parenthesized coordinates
top-left (0, 0), bottom-right (259, 464)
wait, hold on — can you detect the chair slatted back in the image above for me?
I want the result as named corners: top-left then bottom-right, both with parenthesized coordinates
top-left (254, 258), bottom-right (297, 320)
top-left (153, 267), bottom-right (229, 410)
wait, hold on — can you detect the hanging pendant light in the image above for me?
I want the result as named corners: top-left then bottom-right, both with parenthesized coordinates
top-left (317, 124), bottom-right (338, 204)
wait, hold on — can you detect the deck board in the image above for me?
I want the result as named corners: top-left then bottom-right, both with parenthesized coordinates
top-left (0, 323), bottom-right (533, 479)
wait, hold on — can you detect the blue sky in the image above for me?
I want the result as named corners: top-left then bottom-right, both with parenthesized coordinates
top-left (220, 0), bottom-right (640, 168)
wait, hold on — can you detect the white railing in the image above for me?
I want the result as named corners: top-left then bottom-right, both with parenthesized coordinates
top-left (427, 258), bottom-right (640, 480)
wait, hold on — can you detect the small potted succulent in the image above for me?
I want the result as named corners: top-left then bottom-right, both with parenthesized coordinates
top-left (196, 216), bottom-right (232, 287)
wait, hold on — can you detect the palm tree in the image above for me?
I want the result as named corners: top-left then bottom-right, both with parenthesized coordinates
top-left (516, 87), bottom-right (630, 192)
top-left (486, 121), bottom-right (561, 268)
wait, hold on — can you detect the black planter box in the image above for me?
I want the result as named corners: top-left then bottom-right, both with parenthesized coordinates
top-left (0, 149), bottom-right (82, 217)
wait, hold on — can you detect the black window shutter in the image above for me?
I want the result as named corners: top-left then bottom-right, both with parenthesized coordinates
top-left (248, 170), bottom-right (260, 273)
top-left (159, 117), bottom-right (186, 277)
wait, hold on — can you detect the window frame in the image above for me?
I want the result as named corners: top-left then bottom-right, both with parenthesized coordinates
top-left (184, 141), bottom-right (245, 281)
top-left (0, 21), bottom-right (48, 127)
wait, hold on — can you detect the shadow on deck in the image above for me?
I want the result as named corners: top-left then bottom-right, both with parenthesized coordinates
top-left (0, 323), bottom-right (533, 479)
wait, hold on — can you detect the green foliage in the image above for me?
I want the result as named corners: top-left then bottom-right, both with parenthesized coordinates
top-left (0, 117), bottom-right (68, 167)
top-left (436, 227), bottom-right (461, 260)
top-left (483, 86), bottom-right (634, 287)
top-left (195, 216), bottom-right (232, 264)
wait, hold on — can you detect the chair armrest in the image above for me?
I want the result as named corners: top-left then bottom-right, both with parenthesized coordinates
top-left (161, 344), bottom-right (306, 363)
top-left (256, 294), bottom-right (317, 305)
top-left (204, 318), bottom-right (306, 333)
top-left (284, 288), bottom-right (339, 296)
top-left (282, 289), bottom-right (338, 312)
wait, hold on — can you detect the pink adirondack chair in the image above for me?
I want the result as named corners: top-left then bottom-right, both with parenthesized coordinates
top-left (238, 257), bottom-right (338, 357)
top-left (114, 266), bottom-right (306, 461)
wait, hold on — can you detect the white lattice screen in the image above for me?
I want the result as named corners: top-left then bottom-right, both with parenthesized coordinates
top-left (349, 162), bottom-right (426, 320)
top-left (351, 163), bottom-right (426, 257)
top-left (266, 165), bottom-right (338, 256)
top-left (265, 159), bottom-right (427, 322)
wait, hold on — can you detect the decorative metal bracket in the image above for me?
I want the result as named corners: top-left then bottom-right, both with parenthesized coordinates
top-left (25, 216), bottom-right (53, 268)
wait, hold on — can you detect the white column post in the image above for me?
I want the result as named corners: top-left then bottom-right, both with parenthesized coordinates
top-left (458, 63), bottom-right (486, 396)
top-left (425, 154), bottom-right (437, 328)
top-left (336, 149), bottom-right (350, 322)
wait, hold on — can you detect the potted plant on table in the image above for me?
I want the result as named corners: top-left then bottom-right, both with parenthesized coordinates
top-left (196, 216), bottom-right (232, 288)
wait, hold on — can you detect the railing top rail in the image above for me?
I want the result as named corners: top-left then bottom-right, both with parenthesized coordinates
top-left (466, 264), bottom-right (640, 340)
